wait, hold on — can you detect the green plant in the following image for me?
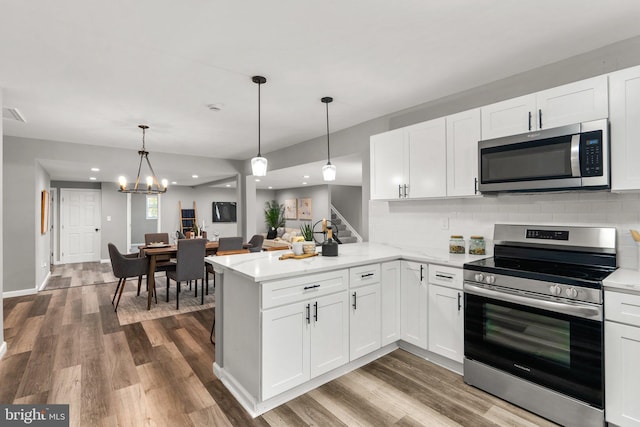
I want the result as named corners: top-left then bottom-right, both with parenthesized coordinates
top-left (264, 200), bottom-right (285, 230)
top-left (300, 223), bottom-right (314, 241)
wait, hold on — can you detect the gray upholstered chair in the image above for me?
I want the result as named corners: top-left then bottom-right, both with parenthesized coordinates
top-left (108, 243), bottom-right (150, 312)
top-left (166, 238), bottom-right (206, 309)
top-left (205, 236), bottom-right (246, 291)
top-left (144, 232), bottom-right (175, 294)
top-left (248, 234), bottom-right (264, 253)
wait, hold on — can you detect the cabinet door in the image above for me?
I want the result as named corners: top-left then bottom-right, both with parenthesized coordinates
top-left (261, 303), bottom-right (310, 400)
top-left (446, 108), bottom-right (481, 197)
top-left (481, 94), bottom-right (536, 139)
top-left (310, 292), bottom-right (350, 378)
top-left (605, 321), bottom-right (640, 427)
top-left (407, 117), bottom-right (447, 198)
top-left (428, 284), bottom-right (464, 363)
top-left (610, 65), bottom-right (640, 191)
top-left (535, 75), bottom-right (608, 130)
top-left (350, 283), bottom-right (381, 361)
top-left (381, 261), bottom-right (401, 346)
top-left (370, 128), bottom-right (406, 200)
top-left (400, 261), bottom-right (427, 349)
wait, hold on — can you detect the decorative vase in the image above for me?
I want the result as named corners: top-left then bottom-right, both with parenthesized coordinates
top-left (303, 242), bottom-right (315, 254)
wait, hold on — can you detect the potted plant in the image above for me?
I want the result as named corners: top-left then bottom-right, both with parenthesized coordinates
top-left (300, 223), bottom-right (316, 254)
top-left (264, 200), bottom-right (285, 239)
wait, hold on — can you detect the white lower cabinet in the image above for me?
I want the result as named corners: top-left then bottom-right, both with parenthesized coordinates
top-left (349, 283), bottom-right (381, 360)
top-left (261, 291), bottom-right (349, 400)
top-left (428, 284), bottom-right (464, 363)
top-left (400, 261), bottom-right (427, 349)
top-left (381, 261), bottom-right (401, 346)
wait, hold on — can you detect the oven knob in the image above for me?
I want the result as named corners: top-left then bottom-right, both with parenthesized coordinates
top-left (485, 275), bottom-right (496, 285)
top-left (549, 285), bottom-right (562, 296)
top-left (565, 288), bottom-right (578, 298)
top-left (475, 273), bottom-right (484, 282)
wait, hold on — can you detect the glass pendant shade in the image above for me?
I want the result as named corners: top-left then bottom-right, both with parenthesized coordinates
top-left (251, 156), bottom-right (268, 177)
top-left (322, 162), bottom-right (336, 181)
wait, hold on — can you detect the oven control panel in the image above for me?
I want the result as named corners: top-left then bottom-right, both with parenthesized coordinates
top-left (526, 229), bottom-right (569, 240)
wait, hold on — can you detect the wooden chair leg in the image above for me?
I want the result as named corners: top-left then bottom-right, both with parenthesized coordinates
top-left (112, 278), bottom-right (123, 305)
top-left (114, 278), bottom-right (128, 312)
top-left (137, 275), bottom-right (143, 296)
top-left (195, 279), bottom-right (198, 297)
top-left (177, 282), bottom-right (180, 310)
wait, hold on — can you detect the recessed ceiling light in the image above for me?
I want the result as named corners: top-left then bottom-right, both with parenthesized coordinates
top-left (171, 181), bottom-right (177, 185)
top-left (89, 177), bottom-right (96, 181)
top-left (302, 182), bottom-right (308, 185)
top-left (207, 103), bottom-right (224, 111)
top-left (255, 178), bottom-right (261, 182)
top-left (225, 184), bottom-right (231, 187)
top-left (303, 175), bottom-right (310, 179)
top-left (268, 186), bottom-right (273, 189)
top-left (192, 175), bottom-right (198, 179)
top-left (91, 167), bottom-right (100, 172)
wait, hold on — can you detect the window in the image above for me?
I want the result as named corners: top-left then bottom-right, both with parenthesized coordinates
top-left (146, 195), bottom-right (158, 219)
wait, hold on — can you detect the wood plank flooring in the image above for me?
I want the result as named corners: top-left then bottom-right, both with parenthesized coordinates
top-left (1, 264), bottom-right (558, 426)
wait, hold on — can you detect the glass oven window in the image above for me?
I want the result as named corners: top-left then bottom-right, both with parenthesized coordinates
top-left (485, 303), bottom-right (570, 367)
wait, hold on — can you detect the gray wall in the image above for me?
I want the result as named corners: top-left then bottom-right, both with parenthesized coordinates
top-left (35, 163), bottom-right (50, 289)
top-left (0, 88), bottom-right (4, 348)
top-left (275, 185), bottom-right (330, 233)
top-left (100, 182), bottom-right (127, 259)
top-left (330, 185), bottom-right (362, 236)
top-left (256, 189), bottom-right (277, 234)
top-left (131, 194), bottom-right (157, 244)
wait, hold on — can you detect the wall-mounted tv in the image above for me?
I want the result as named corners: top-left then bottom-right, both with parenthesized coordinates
top-left (212, 202), bottom-right (237, 223)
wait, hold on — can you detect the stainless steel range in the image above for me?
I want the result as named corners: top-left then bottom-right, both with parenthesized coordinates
top-left (463, 224), bottom-right (616, 427)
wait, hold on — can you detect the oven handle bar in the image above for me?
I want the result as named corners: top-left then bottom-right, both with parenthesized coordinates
top-left (463, 283), bottom-right (603, 321)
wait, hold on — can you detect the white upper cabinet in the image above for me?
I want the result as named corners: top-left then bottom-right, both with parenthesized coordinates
top-left (446, 108), bottom-right (481, 197)
top-left (610, 65), bottom-right (640, 191)
top-left (481, 75), bottom-right (608, 139)
top-left (370, 117), bottom-right (446, 200)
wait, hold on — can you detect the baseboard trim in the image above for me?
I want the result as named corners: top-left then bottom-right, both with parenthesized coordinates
top-left (3, 287), bottom-right (38, 298)
top-left (0, 342), bottom-right (7, 360)
top-left (100, 258), bottom-right (110, 264)
top-left (38, 271), bottom-right (52, 291)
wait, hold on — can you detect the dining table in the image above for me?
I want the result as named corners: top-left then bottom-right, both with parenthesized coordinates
top-left (139, 240), bottom-right (250, 310)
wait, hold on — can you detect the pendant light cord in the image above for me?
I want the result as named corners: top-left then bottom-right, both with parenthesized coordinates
top-left (325, 101), bottom-right (330, 163)
top-left (257, 80), bottom-right (262, 156)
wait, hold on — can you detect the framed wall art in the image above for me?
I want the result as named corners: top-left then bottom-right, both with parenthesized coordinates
top-left (298, 198), bottom-right (312, 220)
top-left (41, 190), bottom-right (49, 235)
top-left (284, 198), bottom-right (298, 219)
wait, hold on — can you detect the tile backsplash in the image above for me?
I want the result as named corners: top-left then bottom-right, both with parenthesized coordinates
top-left (369, 191), bottom-right (640, 269)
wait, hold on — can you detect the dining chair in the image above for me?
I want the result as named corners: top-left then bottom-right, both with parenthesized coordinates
top-left (205, 236), bottom-right (246, 292)
top-left (166, 238), bottom-right (206, 309)
top-left (248, 234), bottom-right (264, 253)
top-left (144, 232), bottom-right (175, 294)
top-left (108, 243), bottom-right (150, 312)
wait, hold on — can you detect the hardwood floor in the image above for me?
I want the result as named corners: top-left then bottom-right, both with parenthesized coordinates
top-left (2, 265), bottom-right (557, 426)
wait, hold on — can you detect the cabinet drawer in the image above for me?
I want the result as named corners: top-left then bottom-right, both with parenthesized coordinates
top-left (605, 290), bottom-right (640, 326)
top-left (428, 264), bottom-right (462, 290)
top-left (350, 264), bottom-right (381, 288)
top-left (262, 270), bottom-right (348, 309)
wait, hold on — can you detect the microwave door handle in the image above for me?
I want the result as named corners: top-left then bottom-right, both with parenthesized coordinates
top-left (570, 134), bottom-right (581, 177)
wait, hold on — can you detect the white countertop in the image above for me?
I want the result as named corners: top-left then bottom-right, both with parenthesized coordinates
top-left (205, 242), bottom-right (488, 282)
top-left (604, 268), bottom-right (640, 294)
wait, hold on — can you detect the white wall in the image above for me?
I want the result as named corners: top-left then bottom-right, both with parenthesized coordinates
top-left (0, 87), bottom-right (5, 356)
top-left (35, 162), bottom-right (50, 290)
top-left (370, 191), bottom-right (640, 269)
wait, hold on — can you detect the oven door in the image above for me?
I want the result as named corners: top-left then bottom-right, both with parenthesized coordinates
top-left (464, 283), bottom-right (603, 408)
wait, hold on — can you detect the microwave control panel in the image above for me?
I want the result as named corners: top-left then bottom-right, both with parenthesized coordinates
top-left (580, 130), bottom-right (603, 177)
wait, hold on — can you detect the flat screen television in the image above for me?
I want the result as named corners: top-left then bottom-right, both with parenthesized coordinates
top-left (212, 202), bottom-right (237, 223)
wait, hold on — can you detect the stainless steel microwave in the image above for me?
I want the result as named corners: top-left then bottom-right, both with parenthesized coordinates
top-left (478, 119), bottom-right (609, 192)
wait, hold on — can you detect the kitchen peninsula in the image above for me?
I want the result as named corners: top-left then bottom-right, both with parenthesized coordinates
top-left (206, 243), bottom-right (486, 417)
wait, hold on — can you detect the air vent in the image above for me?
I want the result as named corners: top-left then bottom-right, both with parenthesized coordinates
top-left (2, 107), bottom-right (27, 123)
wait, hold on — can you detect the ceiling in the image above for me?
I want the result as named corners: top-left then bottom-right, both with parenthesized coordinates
top-left (2, 1), bottom-right (640, 188)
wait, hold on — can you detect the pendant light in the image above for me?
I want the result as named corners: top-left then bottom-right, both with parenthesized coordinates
top-left (251, 75), bottom-right (268, 176)
top-left (118, 125), bottom-right (168, 194)
top-left (321, 96), bottom-right (336, 181)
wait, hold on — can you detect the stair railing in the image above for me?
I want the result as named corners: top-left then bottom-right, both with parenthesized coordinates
top-left (330, 205), bottom-right (363, 243)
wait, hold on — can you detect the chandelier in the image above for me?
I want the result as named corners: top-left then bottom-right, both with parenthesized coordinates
top-left (118, 125), bottom-right (168, 194)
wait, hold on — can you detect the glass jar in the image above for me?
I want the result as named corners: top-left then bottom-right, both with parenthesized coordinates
top-left (469, 236), bottom-right (486, 255)
top-left (449, 235), bottom-right (465, 254)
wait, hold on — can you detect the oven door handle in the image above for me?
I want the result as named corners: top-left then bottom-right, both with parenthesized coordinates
top-left (463, 283), bottom-right (602, 321)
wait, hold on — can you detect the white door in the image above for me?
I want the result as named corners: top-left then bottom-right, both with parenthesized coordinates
top-left (446, 108), bottom-right (481, 197)
top-left (407, 117), bottom-right (447, 198)
top-left (60, 189), bottom-right (101, 264)
top-left (428, 284), bottom-right (464, 363)
top-left (605, 321), bottom-right (640, 427)
top-left (261, 302), bottom-right (310, 400)
top-left (381, 261), bottom-right (401, 346)
top-left (400, 261), bottom-right (428, 349)
top-left (481, 94), bottom-right (536, 139)
top-left (610, 65), bottom-right (640, 191)
top-left (370, 128), bottom-right (406, 200)
top-left (310, 292), bottom-right (349, 378)
top-left (349, 283), bottom-right (381, 361)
